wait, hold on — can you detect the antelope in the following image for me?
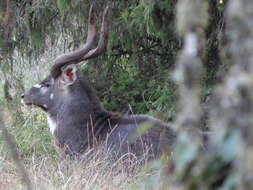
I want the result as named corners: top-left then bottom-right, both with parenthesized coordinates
top-left (21, 5), bottom-right (176, 159)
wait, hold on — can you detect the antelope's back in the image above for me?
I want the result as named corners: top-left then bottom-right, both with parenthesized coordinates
top-left (107, 114), bottom-right (176, 158)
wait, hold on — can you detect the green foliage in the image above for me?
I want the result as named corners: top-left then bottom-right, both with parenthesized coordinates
top-left (1, 0), bottom-right (181, 119)
top-left (22, 1), bottom-right (57, 50)
top-left (80, 55), bottom-right (177, 120)
top-left (126, 0), bottom-right (177, 42)
top-left (57, 0), bottom-right (67, 16)
top-left (0, 110), bottom-right (57, 160)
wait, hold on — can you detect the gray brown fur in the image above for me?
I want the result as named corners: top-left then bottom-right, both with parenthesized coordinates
top-left (21, 75), bottom-right (175, 159)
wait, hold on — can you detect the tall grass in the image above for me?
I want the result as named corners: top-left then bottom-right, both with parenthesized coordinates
top-left (0, 107), bottom-right (176, 190)
top-left (0, 145), bottom-right (147, 190)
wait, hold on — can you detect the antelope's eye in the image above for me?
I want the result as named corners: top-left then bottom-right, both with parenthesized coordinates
top-left (44, 83), bottom-right (51, 88)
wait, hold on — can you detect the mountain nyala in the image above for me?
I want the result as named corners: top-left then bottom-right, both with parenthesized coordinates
top-left (21, 5), bottom-right (176, 159)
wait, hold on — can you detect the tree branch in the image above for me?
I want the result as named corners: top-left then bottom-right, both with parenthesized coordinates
top-left (2, 0), bottom-right (11, 45)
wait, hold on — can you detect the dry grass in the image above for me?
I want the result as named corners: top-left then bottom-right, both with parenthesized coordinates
top-left (0, 143), bottom-right (170, 190)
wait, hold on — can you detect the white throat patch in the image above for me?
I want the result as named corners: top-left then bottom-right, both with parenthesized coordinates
top-left (50, 93), bottom-right (54, 100)
top-left (33, 84), bottom-right (42, 88)
top-left (47, 114), bottom-right (57, 135)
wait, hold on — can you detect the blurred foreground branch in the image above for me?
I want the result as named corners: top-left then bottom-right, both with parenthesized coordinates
top-left (166, 0), bottom-right (253, 189)
top-left (168, 0), bottom-right (208, 189)
top-left (0, 111), bottom-right (32, 190)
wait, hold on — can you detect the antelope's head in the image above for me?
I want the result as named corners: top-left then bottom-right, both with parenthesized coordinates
top-left (21, 5), bottom-right (109, 112)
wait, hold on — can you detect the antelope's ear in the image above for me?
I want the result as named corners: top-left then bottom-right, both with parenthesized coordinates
top-left (59, 64), bottom-right (77, 87)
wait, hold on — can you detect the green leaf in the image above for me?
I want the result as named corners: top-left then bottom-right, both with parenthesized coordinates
top-left (174, 138), bottom-right (198, 176)
top-left (57, 0), bottom-right (67, 15)
top-left (136, 122), bottom-right (152, 137)
top-left (219, 129), bottom-right (241, 162)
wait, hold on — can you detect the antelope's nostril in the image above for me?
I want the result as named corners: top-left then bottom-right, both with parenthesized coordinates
top-left (21, 94), bottom-right (25, 99)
